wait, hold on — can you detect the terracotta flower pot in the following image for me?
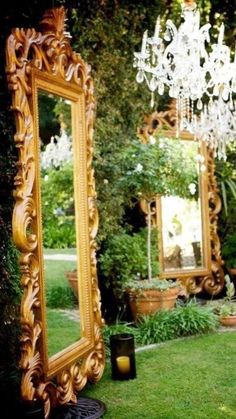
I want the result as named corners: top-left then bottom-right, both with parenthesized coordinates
top-left (220, 315), bottom-right (236, 327)
top-left (65, 270), bottom-right (78, 299)
top-left (228, 268), bottom-right (236, 278)
top-left (127, 287), bottom-right (179, 321)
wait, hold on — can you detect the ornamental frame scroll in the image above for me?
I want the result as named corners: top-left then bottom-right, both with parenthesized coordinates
top-left (138, 102), bottom-right (225, 297)
top-left (6, 7), bottom-right (104, 417)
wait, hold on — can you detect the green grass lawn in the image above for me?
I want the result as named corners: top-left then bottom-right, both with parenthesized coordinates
top-left (43, 249), bottom-right (79, 356)
top-left (47, 308), bottom-right (80, 357)
top-left (43, 248), bottom-right (77, 289)
top-left (79, 332), bottom-right (236, 419)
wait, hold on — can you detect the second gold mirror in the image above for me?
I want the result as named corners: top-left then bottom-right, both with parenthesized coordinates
top-left (139, 103), bottom-right (225, 296)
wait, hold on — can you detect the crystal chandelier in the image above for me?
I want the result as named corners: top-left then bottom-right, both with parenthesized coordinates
top-left (133, 0), bottom-right (236, 136)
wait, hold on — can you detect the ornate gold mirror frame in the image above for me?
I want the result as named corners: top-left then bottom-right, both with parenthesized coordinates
top-left (138, 102), bottom-right (225, 296)
top-left (6, 7), bottom-right (104, 416)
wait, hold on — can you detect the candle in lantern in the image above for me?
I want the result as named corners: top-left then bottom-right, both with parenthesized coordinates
top-left (116, 356), bottom-right (130, 374)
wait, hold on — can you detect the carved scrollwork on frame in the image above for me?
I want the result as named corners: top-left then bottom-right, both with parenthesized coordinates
top-left (6, 6), bottom-right (104, 416)
top-left (138, 102), bottom-right (225, 296)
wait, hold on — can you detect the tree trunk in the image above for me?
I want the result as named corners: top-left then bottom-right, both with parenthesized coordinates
top-left (147, 200), bottom-right (152, 281)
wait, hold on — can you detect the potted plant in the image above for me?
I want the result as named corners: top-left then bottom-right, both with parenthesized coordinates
top-left (126, 277), bottom-right (180, 320)
top-left (215, 275), bottom-right (236, 327)
top-left (117, 137), bottom-right (192, 318)
top-left (99, 228), bottom-right (159, 295)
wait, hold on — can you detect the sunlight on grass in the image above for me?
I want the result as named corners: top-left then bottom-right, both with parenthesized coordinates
top-left (219, 405), bottom-right (236, 417)
top-left (47, 308), bottom-right (80, 357)
top-left (80, 332), bottom-right (236, 419)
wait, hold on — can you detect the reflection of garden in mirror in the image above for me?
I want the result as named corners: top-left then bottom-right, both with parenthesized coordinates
top-left (157, 137), bottom-right (205, 273)
top-left (38, 91), bottom-right (80, 358)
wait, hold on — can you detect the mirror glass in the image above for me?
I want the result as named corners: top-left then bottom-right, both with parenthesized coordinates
top-left (157, 136), bottom-right (206, 274)
top-left (38, 90), bottom-right (80, 358)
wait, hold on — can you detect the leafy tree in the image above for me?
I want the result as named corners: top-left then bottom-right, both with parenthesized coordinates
top-left (118, 137), bottom-right (197, 281)
top-left (41, 163), bottom-right (75, 248)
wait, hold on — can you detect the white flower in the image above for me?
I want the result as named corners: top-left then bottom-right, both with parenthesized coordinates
top-left (103, 179), bottom-right (109, 184)
top-left (44, 175), bottom-right (49, 181)
top-left (188, 183), bottom-right (196, 195)
top-left (134, 163), bottom-right (143, 173)
top-left (149, 135), bottom-right (156, 145)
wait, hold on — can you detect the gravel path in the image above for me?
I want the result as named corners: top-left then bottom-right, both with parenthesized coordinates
top-left (44, 254), bottom-right (77, 261)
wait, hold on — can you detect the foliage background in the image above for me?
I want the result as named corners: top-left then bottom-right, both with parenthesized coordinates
top-left (0, 0), bottom-right (235, 414)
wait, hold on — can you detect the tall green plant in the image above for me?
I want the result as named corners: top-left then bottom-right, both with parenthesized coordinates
top-left (99, 227), bottom-right (159, 298)
top-left (118, 137), bottom-right (196, 281)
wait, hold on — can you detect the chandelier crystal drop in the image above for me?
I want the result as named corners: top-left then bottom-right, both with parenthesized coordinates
top-left (194, 96), bottom-right (236, 161)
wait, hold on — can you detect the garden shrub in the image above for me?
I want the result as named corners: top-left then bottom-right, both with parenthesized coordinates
top-left (221, 232), bottom-right (236, 269)
top-left (136, 300), bottom-right (219, 346)
top-left (99, 227), bottom-right (159, 298)
top-left (102, 300), bottom-right (219, 351)
top-left (46, 285), bottom-right (76, 309)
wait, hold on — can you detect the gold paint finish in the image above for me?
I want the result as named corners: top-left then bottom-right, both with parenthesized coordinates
top-left (138, 102), bottom-right (224, 297)
top-left (6, 7), bottom-right (104, 416)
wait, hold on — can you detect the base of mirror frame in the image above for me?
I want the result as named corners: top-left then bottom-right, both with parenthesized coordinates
top-left (50, 397), bottom-right (106, 418)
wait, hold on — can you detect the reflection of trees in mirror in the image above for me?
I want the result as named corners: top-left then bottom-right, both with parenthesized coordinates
top-left (39, 92), bottom-right (75, 249)
top-left (118, 137), bottom-right (199, 281)
top-left (38, 92), bottom-right (60, 144)
top-left (54, 98), bottom-right (72, 136)
top-left (39, 91), bottom-right (71, 146)
top-left (41, 162), bottom-right (75, 248)
top-left (39, 93), bottom-right (78, 357)
top-left (154, 137), bottom-right (205, 271)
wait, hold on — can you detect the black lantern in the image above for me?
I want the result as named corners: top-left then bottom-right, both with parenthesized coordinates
top-left (110, 333), bottom-right (136, 380)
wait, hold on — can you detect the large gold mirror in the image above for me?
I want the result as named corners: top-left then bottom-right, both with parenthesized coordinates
top-left (139, 102), bottom-right (225, 296)
top-left (6, 7), bottom-right (104, 417)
